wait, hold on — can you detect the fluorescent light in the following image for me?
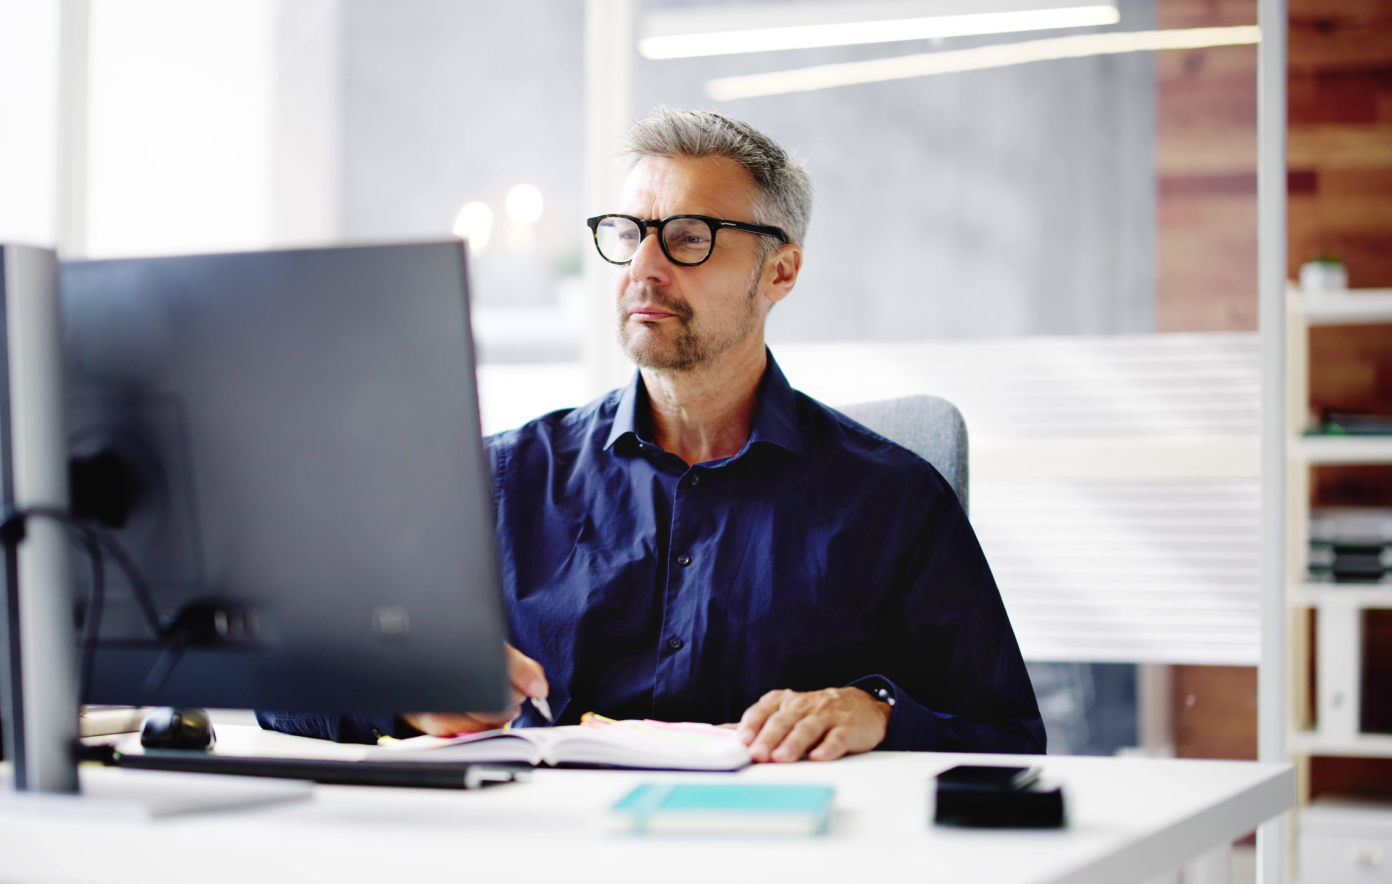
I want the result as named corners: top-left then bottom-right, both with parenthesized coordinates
top-left (640, 5), bottom-right (1120, 59)
top-left (705, 26), bottom-right (1260, 100)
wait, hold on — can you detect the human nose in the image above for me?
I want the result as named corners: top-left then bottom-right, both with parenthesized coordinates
top-left (627, 224), bottom-right (674, 287)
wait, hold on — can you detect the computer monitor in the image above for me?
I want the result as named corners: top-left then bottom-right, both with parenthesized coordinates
top-left (59, 241), bottom-right (509, 715)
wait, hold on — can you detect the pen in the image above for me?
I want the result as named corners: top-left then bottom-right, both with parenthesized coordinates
top-left (527, 695), bottom-right (553, 723)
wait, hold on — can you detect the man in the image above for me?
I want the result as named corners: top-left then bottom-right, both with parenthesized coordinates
top-left (262, 109), bottom-right (1044, 761)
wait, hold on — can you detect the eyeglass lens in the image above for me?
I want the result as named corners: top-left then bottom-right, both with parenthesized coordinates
top-left (595, 216), bottom-right (714, 265)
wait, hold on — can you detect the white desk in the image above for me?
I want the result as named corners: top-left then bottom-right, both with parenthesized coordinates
top-left (0, 726), bottom-right (1293, 884)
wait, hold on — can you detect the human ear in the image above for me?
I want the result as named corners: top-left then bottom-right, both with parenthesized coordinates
top-left (763, 243), bottom-right (803, 306)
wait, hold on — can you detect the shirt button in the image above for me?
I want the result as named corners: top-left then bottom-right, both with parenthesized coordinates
top-left (689, 474), bottom-right (700, 486)
top-left (668, 636), bottom-right (684, 650)
top-left (676, 554), bottom-right (691, 567)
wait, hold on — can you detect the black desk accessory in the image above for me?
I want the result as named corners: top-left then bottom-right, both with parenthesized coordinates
top-left (933, 764), bottom-right (1065, 828)
top-left (80, 743), bottom-right (519, 790)
top-left (140, 707), bottom-right (214, 751)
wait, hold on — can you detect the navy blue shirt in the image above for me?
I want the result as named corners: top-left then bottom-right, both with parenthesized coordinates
top-left (260, 352), bottom-right (1043, 754)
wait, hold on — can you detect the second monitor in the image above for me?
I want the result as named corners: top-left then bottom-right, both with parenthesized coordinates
top-left (60, 241), bottom-right (508, 715)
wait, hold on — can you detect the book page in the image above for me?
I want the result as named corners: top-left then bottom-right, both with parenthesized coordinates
top-left (372, 719), bottom-right (750, 770)
top-left (557, 719), bottom-right (751, 770)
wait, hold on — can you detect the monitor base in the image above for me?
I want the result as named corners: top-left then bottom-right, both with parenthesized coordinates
top-left (0, 760), bottom-right (312, 818)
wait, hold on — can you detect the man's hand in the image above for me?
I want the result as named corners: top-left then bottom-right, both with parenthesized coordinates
top-left (401, 644), bottom-right (548, 737)
top-left (735, 687), bottom-right (892, 763)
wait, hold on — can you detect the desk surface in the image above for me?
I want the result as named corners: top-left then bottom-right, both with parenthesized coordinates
top-left (1, 725), bottom-right (1293, 884)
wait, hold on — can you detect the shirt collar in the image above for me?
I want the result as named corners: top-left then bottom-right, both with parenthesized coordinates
top-left (603, 348), bottom-right (803, 460)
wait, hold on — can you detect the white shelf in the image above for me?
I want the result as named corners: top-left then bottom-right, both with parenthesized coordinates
top-left (1291, 585), bottom-right (1392, 607)
top-left (1295, 435), bottom-right (1392, 465)
top-left (1292, 732), bottom-right (1392, 758)
top-left (1292, 289), bottom-right (1392, 325)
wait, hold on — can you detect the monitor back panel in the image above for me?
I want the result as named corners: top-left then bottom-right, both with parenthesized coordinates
top-left (61, 242), bottom-right (509, 714)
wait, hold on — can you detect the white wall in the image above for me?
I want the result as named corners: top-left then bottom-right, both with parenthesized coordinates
top-left (0, 0), bottom-right (342, 259)
top-left (0, 0), bottom-right (61, 247)
top-left (85, 0), bottom-right (277, 258)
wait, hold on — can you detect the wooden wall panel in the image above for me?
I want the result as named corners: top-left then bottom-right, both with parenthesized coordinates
top-left (1156, 0), bottom-right (1259, 332)
top-left (1156, 0), bottom-right (1392, 331)
top-left (1157, 0), bottom-right (1261, 762)
top-left (1174, 665), bottom-right (1259, 759)
top-left (1309, 323), bottom-right (1392, 416)
top-left (1286, 0), bottom-right (1392, 284)
top-left (1158, 191), bottom-right (1259, 330)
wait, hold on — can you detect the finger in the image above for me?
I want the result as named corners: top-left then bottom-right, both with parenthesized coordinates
top-left (807, 725), bottom-right (854, 762)
top-left (749, 707), bottom-right (807, 763)
top-left (771, 714), bottom-right (832, 763)
top-left (505, 643), bottom-right (549, 699)
top-left (736, 691), bottom-right (788, 745)
top-left (404, 712), bottom-right (511, 737)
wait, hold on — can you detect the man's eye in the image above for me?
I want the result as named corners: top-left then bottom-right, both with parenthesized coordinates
top-left (619, 230), bottom-right (640, 241)
top-left (683, 235), bottom-right (708, 244)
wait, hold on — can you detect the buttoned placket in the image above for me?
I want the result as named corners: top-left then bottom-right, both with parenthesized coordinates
top-left (651, 463), bottom-right (708, 718)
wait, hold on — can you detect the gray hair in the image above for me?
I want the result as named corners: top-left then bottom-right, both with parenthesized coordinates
top-left (620, 108), bottom-right (813, 257)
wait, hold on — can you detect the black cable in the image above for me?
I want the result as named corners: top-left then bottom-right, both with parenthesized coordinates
top-left (84, 528), bottom-right (162, 637)
top-left (3, 507), bottom-right (254, 706)
top-left (0, 506), bottom-right (165, 705)
top-left (4, 505), bottom-right (163, 640)
top-left (76, 531), bottom-right (104, 704)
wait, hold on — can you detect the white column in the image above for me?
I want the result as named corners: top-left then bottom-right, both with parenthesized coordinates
top-left (583, 0), bottom-right (636, 399)
top-left (1256, 0), bottom-right (1290, 882)
top-left (272, 0), bottom-right (343, 248)
top-left (54, 0), bottom-right (88, 258)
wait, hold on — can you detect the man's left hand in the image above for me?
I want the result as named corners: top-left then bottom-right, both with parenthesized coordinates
top-left (735, 687), bottom-right (892, 763)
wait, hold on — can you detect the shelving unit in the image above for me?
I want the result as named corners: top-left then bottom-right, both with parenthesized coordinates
top-left (1296, 289), bottom-right (1392, 327)
top-left (1291, 585), bottom-right (1392, 608)
top-left (1296, 436), bottom-right (1392, 466)
top-left (1287, 290), bottom-right (1392, 880)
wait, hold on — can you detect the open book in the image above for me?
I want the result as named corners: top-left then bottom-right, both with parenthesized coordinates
top-left (369, 716), bottom-right (752, 771)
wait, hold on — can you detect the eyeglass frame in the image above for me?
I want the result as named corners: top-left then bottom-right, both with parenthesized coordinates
top-left (586, 213), bottom-right (789, 267)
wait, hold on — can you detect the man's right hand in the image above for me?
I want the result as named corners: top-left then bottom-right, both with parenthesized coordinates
top-left (401, 644), bottom-right (549, 737)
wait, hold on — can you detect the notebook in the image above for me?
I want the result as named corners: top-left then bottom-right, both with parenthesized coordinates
top-left (370, 716), bottom-right (752, 771)
top-left (612, 783), bottom-right (835, 835)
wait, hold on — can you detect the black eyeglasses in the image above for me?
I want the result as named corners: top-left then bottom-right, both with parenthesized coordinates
top-left (586, 214), bottom-right (789, 267)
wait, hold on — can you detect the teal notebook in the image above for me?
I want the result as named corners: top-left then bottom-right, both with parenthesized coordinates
top-left (612, 783), bottom-right (835, 835)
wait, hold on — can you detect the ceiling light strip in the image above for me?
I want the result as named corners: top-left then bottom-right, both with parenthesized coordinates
top-left (640, 5), bottom-right (1120, 59)
top-left (704, 26), bottom-right (1260, 100)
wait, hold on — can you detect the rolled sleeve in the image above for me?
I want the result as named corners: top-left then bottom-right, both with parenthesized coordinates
top-left (856, 468), bottom-right (1046, 755)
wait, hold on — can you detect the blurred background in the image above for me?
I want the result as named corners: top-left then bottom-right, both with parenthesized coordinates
top-left (2, 1), bottom-right (1390, 876)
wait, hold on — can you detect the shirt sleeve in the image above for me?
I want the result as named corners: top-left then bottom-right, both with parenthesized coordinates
top-left (851, 471), bottom-right (1046, 755)
top-left (254, 710), bottom-right (422, 744)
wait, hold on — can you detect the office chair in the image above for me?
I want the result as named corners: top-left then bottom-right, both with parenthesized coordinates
top-left (838, 395), bottom-right (969, 516)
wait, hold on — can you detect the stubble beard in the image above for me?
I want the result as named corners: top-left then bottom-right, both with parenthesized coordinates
top-left (616, 262), bottom-right (765, 372)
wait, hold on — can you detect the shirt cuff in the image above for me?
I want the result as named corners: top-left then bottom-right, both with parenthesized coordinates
top-left (845, 674), bottom-right (939, 752)
top-left (254, 710), bottom-right (419, 744)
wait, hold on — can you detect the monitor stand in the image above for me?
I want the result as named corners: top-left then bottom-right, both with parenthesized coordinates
top-left (0, 244), bottom-right (80, 794)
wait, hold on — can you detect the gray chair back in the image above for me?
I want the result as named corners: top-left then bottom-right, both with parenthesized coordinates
top-left (837, 395), bottom-right (969, 515)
